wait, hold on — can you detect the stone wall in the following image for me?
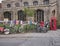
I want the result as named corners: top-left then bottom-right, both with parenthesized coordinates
top-left (0, 0), bottom-right (58, 22)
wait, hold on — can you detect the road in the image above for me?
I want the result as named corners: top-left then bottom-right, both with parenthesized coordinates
top-left (0, 37), bottom-right (60, 46)
top-left (0, 29), bottom-right (60, 46)
top-left (0, 37), bottom-right (52, 46)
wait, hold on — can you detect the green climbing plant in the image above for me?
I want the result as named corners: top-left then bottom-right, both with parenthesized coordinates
top-left (24, 8), bottom-right (35, 17)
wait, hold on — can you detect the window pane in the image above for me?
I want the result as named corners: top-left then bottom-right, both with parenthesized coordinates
top-left (33, 1), bottom-right (38, 6)
top-left (7, 4), bottom-right (11, 8)
top-left (18, 0), bottom-right (22, 2)
top-left (24, 2), bottom-right (29, 6)
top-left (15, 3), bottom-right (20, 7)
top-left (43, 0), bottom-right (49, 4)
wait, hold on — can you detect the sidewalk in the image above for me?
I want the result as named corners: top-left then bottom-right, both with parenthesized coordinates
top-left (0, 29), bottom-right (60, 38)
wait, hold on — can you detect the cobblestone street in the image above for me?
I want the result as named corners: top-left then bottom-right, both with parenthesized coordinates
top-left (0, 29), bottom-right (60, 46)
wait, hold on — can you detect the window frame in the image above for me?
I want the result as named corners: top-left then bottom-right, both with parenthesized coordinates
top-left (7, 4), bottom-right (11, 8)
top-left (43, 0), bottom-right (49, 5)
top-left (33, 1), bottom-right (38, 6)
top-left (24, 2), bottom-right (29, 6)
top-left (15, 3), bottom-right (20, 7)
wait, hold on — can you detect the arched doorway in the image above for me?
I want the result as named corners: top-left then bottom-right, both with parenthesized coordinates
top-left (34, 9), bottom-right (44, 23)
top-left (4, 11), bottom-right (11, 20)
top-left (18, 10), bottom-right (26, 21)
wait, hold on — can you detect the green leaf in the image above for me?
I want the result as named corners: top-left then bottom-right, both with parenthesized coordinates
top-left (24, 8), bottom-right (35, 17)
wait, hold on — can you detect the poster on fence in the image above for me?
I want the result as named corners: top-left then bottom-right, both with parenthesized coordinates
top-left (4, 18), bottom-right (8, 22)
top-left (16, 20), bottom-right (19, 25)
top-left (4, 18), bottom-right (8, 24)
top-left (20, 20), bottom-right (23, 25)
top-left (10, 20), bottom-right (14, 27)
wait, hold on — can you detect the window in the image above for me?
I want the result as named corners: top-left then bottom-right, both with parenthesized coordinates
top-left (24, 2), bottom-right (29, 6)
top-left (52, 10), bottom-right (55, 15)
top-left (35, 9), bottom-right (44, 22)
top-left (7, 4), bottom-right (11, 8)
top-left (18, 0), bottom-right (22, 2)
top-left (4, 11), bottom-right (11, 20)
top-left (43, 0), bottom-right (49, 4)
top-left (15, 3), bottom-right (20, 7)
top-left (18, 10), bottom-right (26, 21)
top-left (33, 1), bottom-right (38, 6)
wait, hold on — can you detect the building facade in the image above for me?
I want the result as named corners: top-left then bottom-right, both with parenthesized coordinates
top-left (0, 0), bottom-right (59, 22)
